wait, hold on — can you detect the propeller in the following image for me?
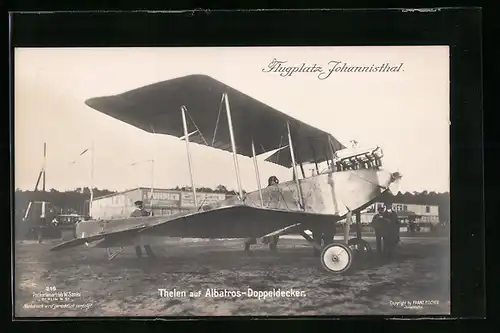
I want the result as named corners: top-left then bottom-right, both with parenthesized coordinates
top-left (388, 171), bottom-right (402, 194)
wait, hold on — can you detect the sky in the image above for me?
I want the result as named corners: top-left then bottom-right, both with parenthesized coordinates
top-left (14, 46), bottom-right (450, 193)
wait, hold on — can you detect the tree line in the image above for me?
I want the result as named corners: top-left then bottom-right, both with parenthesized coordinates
top-left (14, 187), bottom-right (450, 222)
top-left (13, 185), bottom-right (239, 217)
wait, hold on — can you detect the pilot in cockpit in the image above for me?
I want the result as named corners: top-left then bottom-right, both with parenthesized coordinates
top-left (130, 200), bottom-right (156, 259)
top-left (268, 175), bottom-right (279, 186)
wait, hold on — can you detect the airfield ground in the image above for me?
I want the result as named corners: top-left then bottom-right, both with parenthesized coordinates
top-left (14, 235), bottom-right (450, 317)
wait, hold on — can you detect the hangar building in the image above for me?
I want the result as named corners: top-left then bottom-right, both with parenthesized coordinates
top-left (360, 202), bottom-right (440, 225)
top-left (91, 187), bottom-right (231, 220)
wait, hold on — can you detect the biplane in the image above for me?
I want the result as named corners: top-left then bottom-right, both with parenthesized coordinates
top-left (50, 74), bottom-right (401, 274)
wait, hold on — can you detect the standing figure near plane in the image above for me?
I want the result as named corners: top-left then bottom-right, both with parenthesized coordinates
top-left (384, 204), bottom-right (401, 254)
top-left (372, 204), bottom-right (389, 256)
top-left (244, 176), bottom-right (281, 253)
top-left (371, 202), bottom-right (400, 257)
top-left (267, 176), bottom-right (280, 252)
top-left (130, 200), bottom-right (156, 258)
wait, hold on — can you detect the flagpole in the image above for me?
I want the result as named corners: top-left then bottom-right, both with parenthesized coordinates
top-left (150, 158), bottom-right (155, 215)
top-left (89, 140), bottom-right (94, 217)
top-left (42, 142), bottom-right (46, 192)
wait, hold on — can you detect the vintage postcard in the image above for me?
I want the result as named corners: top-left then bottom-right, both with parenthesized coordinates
top-left (14, 46), bottom-right (450, 317)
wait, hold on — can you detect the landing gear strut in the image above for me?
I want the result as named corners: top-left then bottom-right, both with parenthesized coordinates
top-left (303, 211), bottom-right (371, 274)
top-left (245, 236), bottom-right (279, 253)
top-left (347, 211), bottom-right (372, 260)
top-left (300, 230), bottom-right (354, 274)
top-left (244, 238), bottom-right (256, 254)
top-left (135, 245), bottom-right (156, 259)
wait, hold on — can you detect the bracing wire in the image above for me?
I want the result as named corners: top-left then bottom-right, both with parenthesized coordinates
top-left (211, 94), bottom-right (225, 147)
top-left (186, 110), bottom-right (209, 146)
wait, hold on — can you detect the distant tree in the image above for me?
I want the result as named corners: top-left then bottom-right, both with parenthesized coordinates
top-left (215, 185), bottom-right (228, 193)
top-left (14, 187), bottom-right (117, 216)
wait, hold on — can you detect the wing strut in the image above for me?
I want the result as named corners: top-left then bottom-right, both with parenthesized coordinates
top-left (223, 93), bottom-right (244, 199)
top-left (286, 121), bottom-right (304, 209)
top-left (251, 138), bottom-right (264, 206)
top-left (309, 140), bottom-right (320, 173)
top-left (327, 136), bottom-right (337, 167)
top-left (181, 105), bottom-right (198, 207)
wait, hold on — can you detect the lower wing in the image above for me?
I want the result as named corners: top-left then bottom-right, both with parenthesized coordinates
top-left (50, 205), bottom-right (340, 251)
top-left (139, 205), bottom-right (339, 238)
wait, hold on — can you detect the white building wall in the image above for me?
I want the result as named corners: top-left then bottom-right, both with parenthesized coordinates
top-left (366, 202), bottom-right (439, 215)
top-left (362, 202), bottom-right (440, 224)
top-left (91, 189), bottom-right (142, 220)
top-left (91, 188), bottom-right (229, 220)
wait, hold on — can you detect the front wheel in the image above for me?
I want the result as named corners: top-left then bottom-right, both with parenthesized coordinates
top-left (320, 243), bottom-right (353, 274)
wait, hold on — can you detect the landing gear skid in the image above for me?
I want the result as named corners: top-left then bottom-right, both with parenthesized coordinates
top-left (244, 237), bottom-right (279, 254)
top-left (106, 247), bottom-right (124, 261)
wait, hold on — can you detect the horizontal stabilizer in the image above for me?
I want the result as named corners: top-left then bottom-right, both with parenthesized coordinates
top-left (50, 222), bottom-right (150, 251)
top-left (50, 234), bottom-right (104, 251)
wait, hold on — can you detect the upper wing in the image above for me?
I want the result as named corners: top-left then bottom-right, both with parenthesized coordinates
top-left (84, 74), bottom-right (345, 163)
top-left (264, 139), bottom-right (340, 168)
top-left (265, 145), bottom-right (382, 168)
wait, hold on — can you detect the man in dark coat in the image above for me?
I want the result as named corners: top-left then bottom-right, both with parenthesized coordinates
top-left (371, 203), bottom-right (399, 257)
top-left (267, 176), bottom-right (281, 251)
top-left (131, 200), bottom-right (156, 258)
top-left (371, 205), bottom-right (393, 256)
top-left (244, 176), bottom-right (281, 252)
top-left (384, 204), bottom-right (401, 254)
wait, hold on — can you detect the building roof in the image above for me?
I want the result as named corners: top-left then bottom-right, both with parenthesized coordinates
top-left (92, 187), bottom-right (157, 201)
top-left (372, 201), bottom-right (439, 208)
top-left (92, 187), bottom-right (233, 202)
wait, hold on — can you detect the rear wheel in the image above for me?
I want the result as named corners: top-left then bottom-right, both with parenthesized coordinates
top-left (320, 243), bottom-right (353, 274)
top-left (347, 238), bottom-right (372, 261)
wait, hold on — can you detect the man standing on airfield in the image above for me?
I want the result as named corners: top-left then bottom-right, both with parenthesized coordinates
top-left (243, 176), bottom-right (281, 253)
top-left (371, 202), bottom-right (400, 257)
top-left (130, 200), bottom-right (156, 258)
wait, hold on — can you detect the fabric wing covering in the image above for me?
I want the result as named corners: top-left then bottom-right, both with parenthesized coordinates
top-left (84, 74), bottom-right (345, 168)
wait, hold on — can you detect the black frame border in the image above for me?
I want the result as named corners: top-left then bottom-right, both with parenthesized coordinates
top-left (7, 8), bottom-right (484, 324)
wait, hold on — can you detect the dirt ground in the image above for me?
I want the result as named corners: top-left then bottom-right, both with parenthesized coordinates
top-left (14, 235), bottom-right (450, 317)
